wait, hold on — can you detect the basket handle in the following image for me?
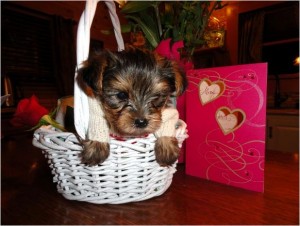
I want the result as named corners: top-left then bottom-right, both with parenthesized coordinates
top-left (74, 0), bottom-right (125, 139)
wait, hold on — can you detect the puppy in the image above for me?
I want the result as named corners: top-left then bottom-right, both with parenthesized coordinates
top-left (77, 46), bottom-right (187, 166)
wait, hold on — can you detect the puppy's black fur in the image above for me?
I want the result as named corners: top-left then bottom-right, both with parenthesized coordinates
top-left (77, 46), bottom-right (187, 166)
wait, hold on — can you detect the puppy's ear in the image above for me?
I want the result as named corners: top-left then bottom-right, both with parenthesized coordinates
top-left (172, 61), bottom-right (188, 96)
top-left (154, 53), bottom-right (188, 97)
top-left (76, 50), bottom-right (116, 96)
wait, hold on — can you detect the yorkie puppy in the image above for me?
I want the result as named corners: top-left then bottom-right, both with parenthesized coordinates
top-left (77, 46), bottom-right (187, 166)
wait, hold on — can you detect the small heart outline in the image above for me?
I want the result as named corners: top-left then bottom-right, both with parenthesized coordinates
top-left (199, 78), bottom-right (225, 105)
top-left (215, 107), bottom-right (246, 135)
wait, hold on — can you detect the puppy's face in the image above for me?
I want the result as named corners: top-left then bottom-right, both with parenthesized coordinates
top-left (77, 47), bottom-right (187, 137)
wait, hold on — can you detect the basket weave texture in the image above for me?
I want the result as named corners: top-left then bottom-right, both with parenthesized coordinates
top-left (33, 126), bottom-right (177, 204)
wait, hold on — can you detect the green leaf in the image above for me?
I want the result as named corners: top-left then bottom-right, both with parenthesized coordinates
top-left (40, 115), bottom-right (66, 131)
top-left (140, 12), bottom-right (159, 39)
top-left (101, 29), bottom-right (113, 35)
top-left (121, 1), bottom-right (153, 14)
top-left (120, 24), bottom-right (133, 33)
top-left (29, 109), bottom-right (66, 132)
top-left (101, 24), bottom-right (132, 35)
top-left (125, 15), bottom-right (159, 48)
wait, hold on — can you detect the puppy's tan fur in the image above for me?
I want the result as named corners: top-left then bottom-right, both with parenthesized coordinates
top-left (77, 46), bottom-right (187, 166)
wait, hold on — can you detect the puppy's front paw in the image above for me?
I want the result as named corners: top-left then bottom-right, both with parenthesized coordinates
top-left (154, 136), bottom-right (180, 167)
top-left (80, 140), bottom-right (110, 166)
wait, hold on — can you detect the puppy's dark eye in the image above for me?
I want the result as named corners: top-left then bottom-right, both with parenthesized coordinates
top-left (116, 92), bottom-right (128, 100)
top-left (152, 94), bottom-right (168, 108)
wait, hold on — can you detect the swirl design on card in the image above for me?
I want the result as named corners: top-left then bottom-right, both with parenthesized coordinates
top-left (202, 129), bottom-right (265, 185)
top-left (216, 107), bottom-right (246, 135)
top-left (199, 78), bottom-right (225, 105)
top-left (187, 64), bottom-right (267, 191)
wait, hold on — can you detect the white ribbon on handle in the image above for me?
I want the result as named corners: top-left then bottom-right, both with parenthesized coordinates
top-left (74, 0), bottom-right (124, 139)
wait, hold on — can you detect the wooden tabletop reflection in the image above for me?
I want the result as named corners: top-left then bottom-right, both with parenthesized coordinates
top-left (1, 133), bottom-right (299, 225)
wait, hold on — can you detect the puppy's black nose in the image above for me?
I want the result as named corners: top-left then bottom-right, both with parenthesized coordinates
top-left (134, 118), bottom-right (148, 128)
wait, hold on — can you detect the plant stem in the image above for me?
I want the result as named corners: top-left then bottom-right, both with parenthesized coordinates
top-left (154, 4), bottom-right (162, 38)
top-left (195, 1), bottom-right (219, 47)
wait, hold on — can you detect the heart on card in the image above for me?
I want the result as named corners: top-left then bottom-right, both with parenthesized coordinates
top-left (199, 78), bottom-right (225, 105)
top-left (216, 107), bottom-right (246, 135)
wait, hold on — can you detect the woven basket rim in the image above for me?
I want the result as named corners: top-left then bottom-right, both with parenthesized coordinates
top-left (33, 126), bottom-right (177, 204)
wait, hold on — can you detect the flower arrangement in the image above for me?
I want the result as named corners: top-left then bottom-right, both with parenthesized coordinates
top-left (117, 1), bottom-right (227, 63)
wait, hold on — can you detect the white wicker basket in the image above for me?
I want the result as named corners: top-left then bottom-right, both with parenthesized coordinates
top-left (32, 1), bottom-right (178, 204)
top-left (33, 126), bottom-right (176, 204)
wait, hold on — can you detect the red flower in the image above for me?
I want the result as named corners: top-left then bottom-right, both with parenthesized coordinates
top-left (155, 38), bottom-right (193, 72)
top-left (11, 95), bottom-right (49, 127)
top-left (155, 38), bottom-right (183, 62)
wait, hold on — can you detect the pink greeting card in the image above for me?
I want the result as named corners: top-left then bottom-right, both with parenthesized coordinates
top-left (185, 63), bottom-right (267, 192)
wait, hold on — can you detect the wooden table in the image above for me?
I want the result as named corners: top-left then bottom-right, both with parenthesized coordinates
top-left (1, 133), bottom-right (299, 225)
